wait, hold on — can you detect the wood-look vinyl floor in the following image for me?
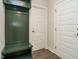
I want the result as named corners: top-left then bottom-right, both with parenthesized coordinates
top-left (32, 49), bottom-right (61, 59)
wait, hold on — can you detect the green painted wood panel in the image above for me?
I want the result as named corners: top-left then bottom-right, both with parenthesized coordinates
top-left (5, 9), bottom-right (29, 46)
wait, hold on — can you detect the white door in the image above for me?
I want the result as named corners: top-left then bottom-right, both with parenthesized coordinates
top-left (54, 0), bottom-right (78, 59)
top-left (30, 5), bottom-right (47, 51)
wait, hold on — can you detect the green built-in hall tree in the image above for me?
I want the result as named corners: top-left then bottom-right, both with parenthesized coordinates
top-left (2, 0), bottom-right (32, 59)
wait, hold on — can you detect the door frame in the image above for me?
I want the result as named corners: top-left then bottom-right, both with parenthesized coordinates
top-left (29, 4), bottom-right (48, 50)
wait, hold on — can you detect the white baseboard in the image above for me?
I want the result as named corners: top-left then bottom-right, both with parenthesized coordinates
top-left (47, 46), bottom-right (56, 53)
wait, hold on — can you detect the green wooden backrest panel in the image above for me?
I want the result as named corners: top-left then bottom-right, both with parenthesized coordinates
top-left (5, 9), bottom-right (29, 46)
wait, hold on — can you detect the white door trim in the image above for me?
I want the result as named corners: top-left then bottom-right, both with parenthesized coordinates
top-left (32, 4), bottom-right (47, 9)
top-left (30, 4), bottom-right (48, 50)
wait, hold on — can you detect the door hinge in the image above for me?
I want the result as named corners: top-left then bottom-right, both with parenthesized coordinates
top-left (55, 28), bottom-right (57, 31)
top-left (55, 46), bottom-right (57, 49)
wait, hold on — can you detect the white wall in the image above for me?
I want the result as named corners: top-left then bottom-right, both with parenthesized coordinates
top-left (0, 0), bottom-right (5, 59)
top-left (48, 0), bottom-right (55, 51)
top-left (31, 0), bottom-right (48, 7)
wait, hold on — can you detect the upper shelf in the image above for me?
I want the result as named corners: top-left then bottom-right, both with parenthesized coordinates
top-left (3, 0), bottom-right (31, 8)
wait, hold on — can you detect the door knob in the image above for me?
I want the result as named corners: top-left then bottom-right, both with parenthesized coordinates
top-left (32, 30), bottom-right (35, 32)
